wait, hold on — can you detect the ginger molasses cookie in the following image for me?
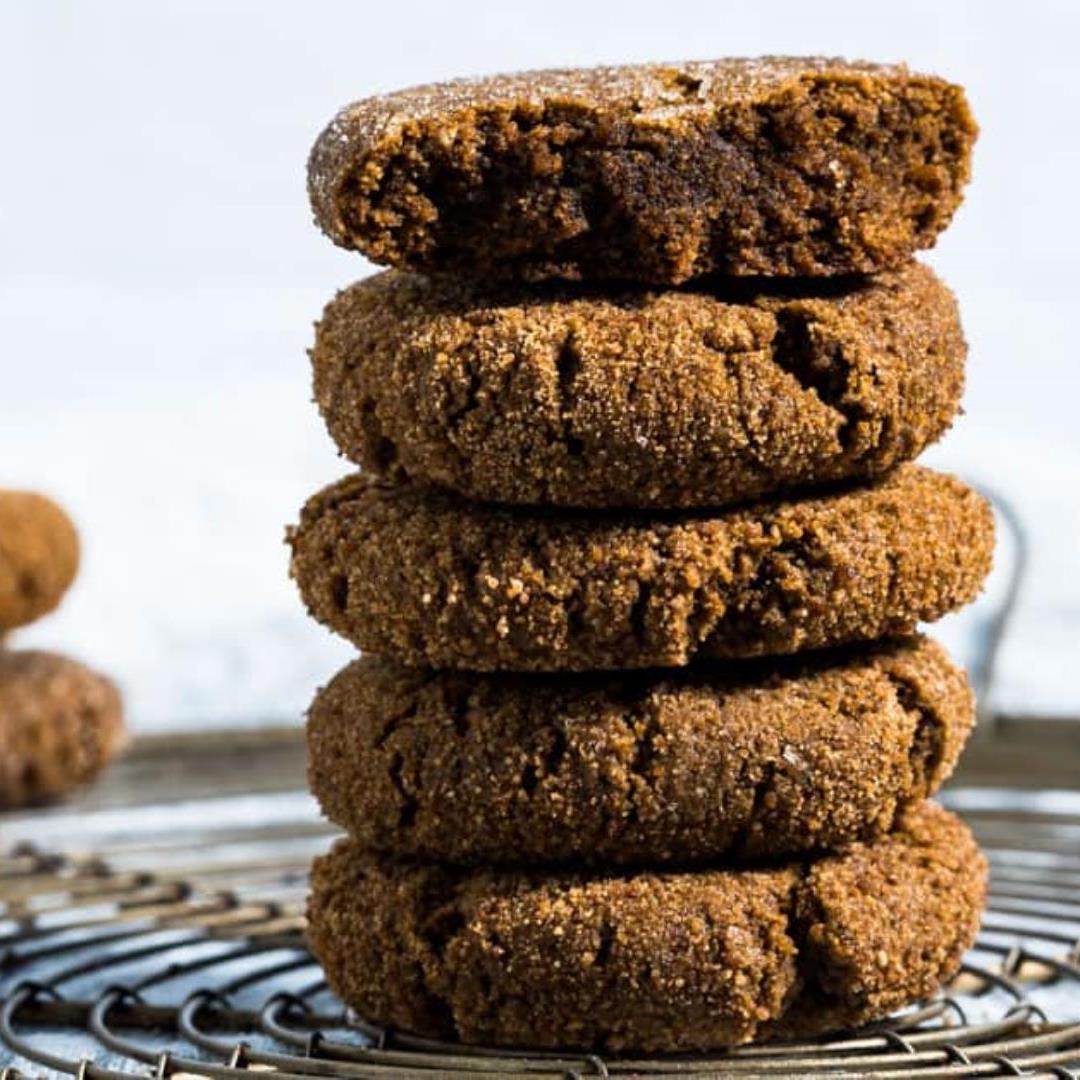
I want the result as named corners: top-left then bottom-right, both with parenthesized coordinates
top-left (308, 58), bottom-right (976, 283)
top-left (313, 263), bottom-right (965, 508)
top-left (309, 636), bottom-right (973, 866)
top-left (0, 490), bottom-right (79, 633)
top-left (288, 465), bottom-right (993, 671)
top-left (0, 650), bottom-right (125, 809)
top-left (307, 802), bottom-right (986, 1052)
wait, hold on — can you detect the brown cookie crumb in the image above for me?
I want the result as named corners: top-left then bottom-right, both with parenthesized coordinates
top-left (287, 465), bottom-right (994, 671)
top-left (0, 650), bottom-right (125, 809)
top-left (307, 802), bottom-right (986, 1052)
top-left (309, 636), bottom-right (973, 866)
top-left (313, 262), bottom-right (965, 508)
top-left (309, 58), bottom-right (975, 283)
top-left (0, 490), bottom-right (79, 632)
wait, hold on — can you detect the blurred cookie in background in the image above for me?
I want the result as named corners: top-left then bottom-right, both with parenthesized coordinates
top-left (1, 488), bottom-right (126, 808)
top-left (0, 489), bottom-right (80, 633)
top-left (0, 650), bottom-right (125, 809)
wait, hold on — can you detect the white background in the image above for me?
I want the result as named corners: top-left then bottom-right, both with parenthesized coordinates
top-left (1, 0), bottom-right (1077, 729)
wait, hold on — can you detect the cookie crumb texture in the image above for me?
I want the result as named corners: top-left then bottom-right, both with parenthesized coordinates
top-left (0, 651), bottom-right (125, 809)
top-left (309, 637), bottom-right (973, 865)
top-left (313, 263), bottom-right (965, 508)
top-left (0, 490), bottom-right (80, 632)
top-left (308, 58), bottom-right (976, 283)
top-left (288, 465), bottom-right (994, 671)
top-left (307, 803), bottom-right (985, 1052)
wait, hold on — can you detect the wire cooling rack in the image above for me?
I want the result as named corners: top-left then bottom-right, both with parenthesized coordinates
top-left (3, 492), bottom-right (1076, 1077)
top-left (2, 780), bottom-right (1080, 1079)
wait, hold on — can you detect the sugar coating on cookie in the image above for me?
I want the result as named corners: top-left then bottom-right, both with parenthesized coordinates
top-left (309, 636), bottom-right (973, 865)
top-left (288, 465), bottom-right (994, 671)
top-left (0, 490), bottom-right (79, 632)
top-left (0, 650), bottom-right (125, 808)
top-left (312, 262), bottom-right (965, 508)
top-left (307, 802), bottom-right (986, 1052)
top-left (309, 58), bottom-right (976, 283)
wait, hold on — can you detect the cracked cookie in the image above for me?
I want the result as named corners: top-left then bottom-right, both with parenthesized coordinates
top-left (0, 490), bottom-right (79, 633)
top-left (287, 465), bottom-right (993, 671)
top-left (308, 58), bottom-right (976, 283)
top-left (312, 262), bottom-right (964, 509)
top-left (0, 650), bottom-right (125, 809)
top-left (307, 802), bottom-right (986, 1052)
top-left (308, 636), bottom-right (973, 866)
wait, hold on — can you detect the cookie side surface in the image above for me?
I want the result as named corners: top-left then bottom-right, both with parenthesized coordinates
top-left (287, 465), bottom-right (994, 671)
top-left (308, 637), bottom-right (974, 865)
top-left (306, 803), bottom-right (985, 1052)
top-left (313, 263), bottom-right (965, 508)
top-left (308, 58), bottom-right (976, 282)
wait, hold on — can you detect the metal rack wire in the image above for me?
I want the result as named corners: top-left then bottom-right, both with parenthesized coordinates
top-left (3, 790), bottom-right (1080, 1079)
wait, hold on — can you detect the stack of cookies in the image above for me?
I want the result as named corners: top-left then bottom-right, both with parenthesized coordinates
top-left (0, 489), bottom-right (124, 809)
top-left (290, 58), bottom-right (994, 1052)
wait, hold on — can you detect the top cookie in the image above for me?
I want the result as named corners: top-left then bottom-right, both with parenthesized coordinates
top-left (309, 58), bottom-right (976, 283)
top-left (0, 490), bottom-right (79, 632)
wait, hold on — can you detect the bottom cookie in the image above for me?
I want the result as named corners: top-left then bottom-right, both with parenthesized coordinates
top-left (307, 803), bottom-right (985, 1053)
top-left (0, 650), bottom-right (125, 809)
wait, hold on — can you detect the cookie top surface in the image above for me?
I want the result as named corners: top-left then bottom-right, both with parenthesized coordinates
top-left (0, 490), bottom-right (79, 632)
top-left (309, 636), bottom-right (974, 866)
top-left (316, 57), bottom-right (905, 141)
top-left (288, 465), bottom-right (994, 671)
top-left (314, 262), bottom-right (965, 508)
top-left (307, 802), bottom-right (986, 1052)
top-left (0, 650), bottom-right (125, 809)
top-left (309, 57), bottom-right (975, 282)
